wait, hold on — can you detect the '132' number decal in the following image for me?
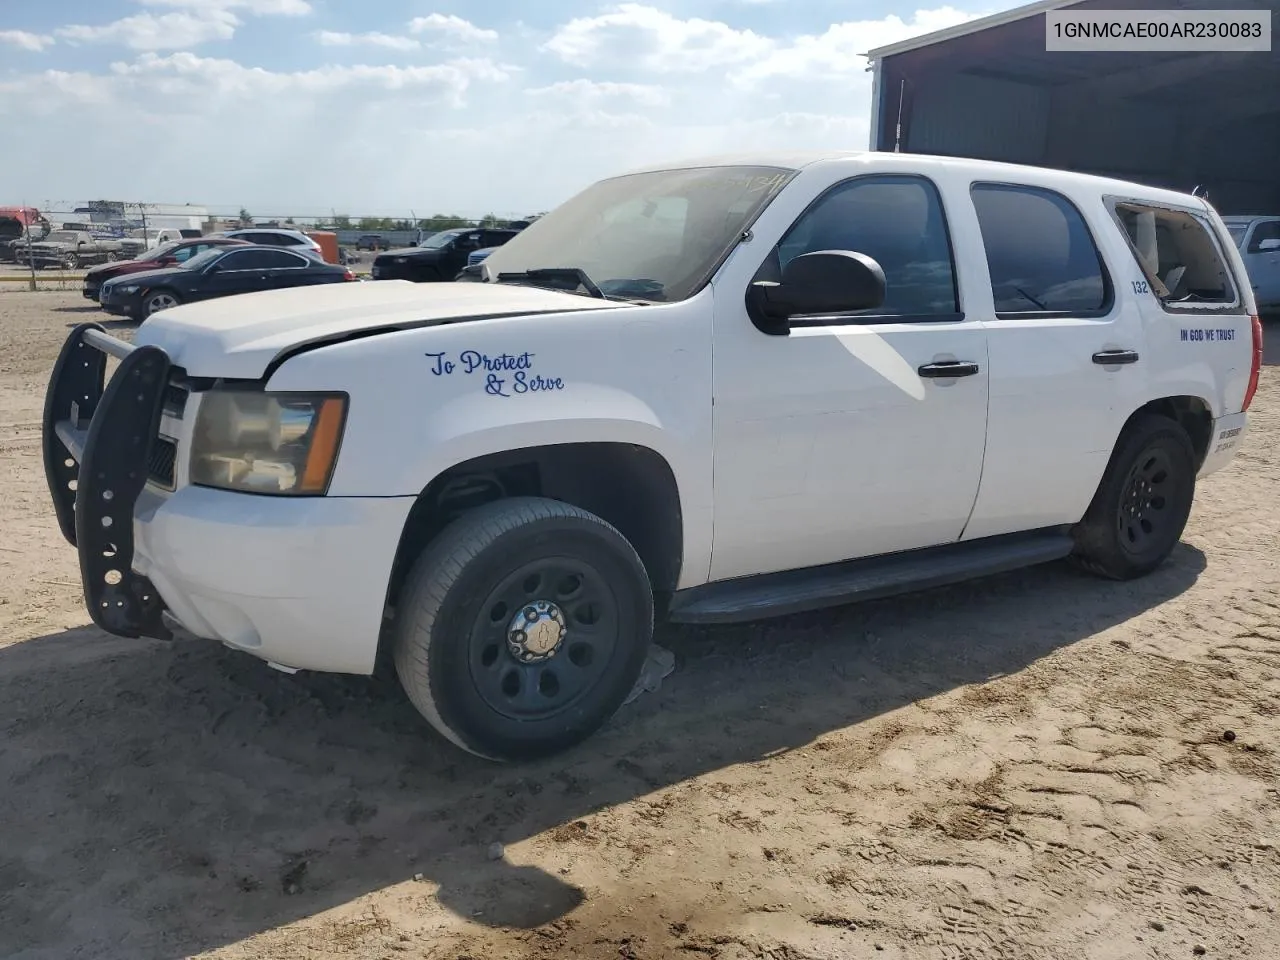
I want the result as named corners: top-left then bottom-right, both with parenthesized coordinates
top-left (1131, 279), bottom-right (1150, 295)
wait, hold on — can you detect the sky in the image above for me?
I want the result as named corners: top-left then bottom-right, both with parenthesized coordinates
top-left (0, 0), bottom-right (1023, 219)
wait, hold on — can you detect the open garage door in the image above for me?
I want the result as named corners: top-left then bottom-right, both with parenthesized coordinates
top-left (867, 0), bottom-right (1279, 215)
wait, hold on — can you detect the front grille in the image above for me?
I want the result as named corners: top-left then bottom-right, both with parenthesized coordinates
top-left (148, 377), bottom-right (189, 489)
top-left (162, 383), bottom-right (188, 420)
top-left (148, 437), bottom-right (177, 488)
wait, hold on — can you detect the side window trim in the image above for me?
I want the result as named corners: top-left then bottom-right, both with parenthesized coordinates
top-left (1103, 195), bottom-right (1242, 315)
top-left (970, 180), bottom-right (1115, 321)
top-left (761, 172), bottom-right (966, 327)
top-left (275, 251), bottom-right (311, 269)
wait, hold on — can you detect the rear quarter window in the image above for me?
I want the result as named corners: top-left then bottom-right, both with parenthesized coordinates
top-left (1109, 201), bottom-right (1238, 311)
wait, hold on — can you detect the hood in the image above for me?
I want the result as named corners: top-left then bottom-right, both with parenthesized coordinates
top-left (379, 245), bottom-right (439, 258)
top-left (135, 278), bottom-right (624, 379)
top-left (103, 265), bottom-right (184, 286)
top-left (86, 259), bottom-right (154, 279)
top-left (30, 240), bottom-right (72, 251)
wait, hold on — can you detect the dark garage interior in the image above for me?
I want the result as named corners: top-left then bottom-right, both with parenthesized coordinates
top-left (866, 0), bottom-right (1279, 215)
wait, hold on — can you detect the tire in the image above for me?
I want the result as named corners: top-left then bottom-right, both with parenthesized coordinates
top-left (62, 254), bottom-right (78, 270)
top-left (392, 496), bottom-right (655, 762)
top-left (141, 289), bottom-right (181, 320)
top-left (1071, 412), bottom-right (1197, 580)
top-left (105, 251), bottom-right (120, 262)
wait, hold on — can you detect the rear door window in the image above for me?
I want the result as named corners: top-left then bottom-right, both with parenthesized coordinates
top-left (1109, 201), bottom-right (1238, 310)
top-left (970, 183), bottom-right (1110, 317)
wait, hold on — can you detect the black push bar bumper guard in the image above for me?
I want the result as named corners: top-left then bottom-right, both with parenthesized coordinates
top-left (42, 322), bottom-right (174, 641)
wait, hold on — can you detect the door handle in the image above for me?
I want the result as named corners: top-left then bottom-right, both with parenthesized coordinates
top-left (918, 360), bottom-right (980, 378)
top-left (1092, 349), bottom-right (1139, 365)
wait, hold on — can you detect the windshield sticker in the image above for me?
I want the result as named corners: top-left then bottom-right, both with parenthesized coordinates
top-left (426, 349), bottom-right (565, 398)
top-left (1179, 327), bottom-right (1236, 342)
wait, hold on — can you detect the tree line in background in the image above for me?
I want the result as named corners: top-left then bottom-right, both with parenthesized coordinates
top-left (235, 209), bottom-right (546, 231)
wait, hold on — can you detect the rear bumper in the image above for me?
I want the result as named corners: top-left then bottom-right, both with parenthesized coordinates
top-left (42, 323), bottom-right (414, 675)
top-left (1197, 411), bottom-right (1249, 478)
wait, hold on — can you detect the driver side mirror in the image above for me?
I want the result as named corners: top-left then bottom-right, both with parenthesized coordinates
top-left (747, 250), bottom-right (886, 335)
top-left (1258, 238), bottom-right (1280, 252)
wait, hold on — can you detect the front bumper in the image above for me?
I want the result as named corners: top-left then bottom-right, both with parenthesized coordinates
top-left (42, 323), bottom-right (413, 675)
top-left (97, 286), bottom-right (136, 316)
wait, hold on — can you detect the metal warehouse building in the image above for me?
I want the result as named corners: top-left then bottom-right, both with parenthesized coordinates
top-left (865, 0), bottom-right (1279, 214)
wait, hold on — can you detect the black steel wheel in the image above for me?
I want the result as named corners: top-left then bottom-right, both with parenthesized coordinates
top-left (468, 559), bottom-right (619, 722)
top-left (392, 496), bottom-right (654, 761)
top-left (1116, 446), bottom-right (1177, 557)
top-left (1072, 412), bottom-right (1196, 580)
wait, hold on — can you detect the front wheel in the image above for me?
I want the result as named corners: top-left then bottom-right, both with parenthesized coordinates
top-left (392, 496), bottom-right (655, 761)
top-left (1071, 413), bottom-right (1197, 580)
top-left (141, 289), bottom-right (180, 319)
top-left (62, 254), bottom-right (79, 270)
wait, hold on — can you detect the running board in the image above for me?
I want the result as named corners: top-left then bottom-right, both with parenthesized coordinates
top-left (668, 528), bottom-right (1075, 624)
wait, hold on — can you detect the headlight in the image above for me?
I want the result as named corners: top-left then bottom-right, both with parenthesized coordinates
top-left (118, 284), bottom-right (140, 294)
top-left (189, 391), bottom-right (347, 495)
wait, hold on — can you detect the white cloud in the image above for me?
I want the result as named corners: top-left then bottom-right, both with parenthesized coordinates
top-left (315, 30), bottom-right (420, 51)
top-left (107, 51), bottom-right (511, 103)
top-left (409, 14), bottom-right (499, 45)
top-left (526, 79), bottom-right (670, 108)
top-left (542, 3), bottom-right (772, 70)
top-left (731, 7), bottom-right (989, 86)
top-left (0, 29), bottom-right (55, 52)
top-left (137, 0), bottom-right (312, 14)
top-left (56, 11), bottom-right (240, 51)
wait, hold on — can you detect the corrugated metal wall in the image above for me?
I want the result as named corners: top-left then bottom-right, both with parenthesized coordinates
top-left (906, 74), bottom-right (1051, 164)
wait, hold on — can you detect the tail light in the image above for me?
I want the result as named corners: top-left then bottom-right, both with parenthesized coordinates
top-left (342, 268), bottom-right (356, 281)
top-left (1242, 314), bottom-right (1263, 412)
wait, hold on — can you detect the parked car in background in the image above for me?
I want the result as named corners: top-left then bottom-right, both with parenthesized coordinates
top-left (82, 237), bottom-right (250, 302)
top-left (218, 228), bottom-right (324, 260)
top-left (454, 245), bottom-right (499, 280)
top-left (356, 234), bottom-right (386, 251)
top-left (370, 228), bottom-right (520, 282)
top-left (26, 230), bottom-right (125, 270)
top-left (118, 228), bottom-right (195, 260)
top-left (98, 244), bottom-right (356, 320)
top-left (1223, 215), bottom-right (1280, 315)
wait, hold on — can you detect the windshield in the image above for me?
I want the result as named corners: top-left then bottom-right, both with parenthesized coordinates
top-left (419, 230), bottom-right (460, 249)
top-left (180, 247), bottom-right (226, 271)
top-left (1226, 224), bottom-right (1248, 245)
top-left (481, 165), bottom-right (793, 302)
top-left (141, 242), bottom-right (179, 261)
top-left (47, 231), bottom-right (78, 244)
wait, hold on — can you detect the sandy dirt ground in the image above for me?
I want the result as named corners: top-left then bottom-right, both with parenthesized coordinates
top-left (1, 290), bottom-right (1278, 960)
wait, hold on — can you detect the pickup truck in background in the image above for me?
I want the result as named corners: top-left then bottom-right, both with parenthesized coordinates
top-left (26, 230), bottom-right (126, 270)
top-left (0, 206), bottom-right (52, 263)
top-left (1224, 215), bottom-right (1280, 315)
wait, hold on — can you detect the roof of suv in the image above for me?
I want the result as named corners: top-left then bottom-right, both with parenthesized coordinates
top-left (615, 150), bottom-right (1214, 209)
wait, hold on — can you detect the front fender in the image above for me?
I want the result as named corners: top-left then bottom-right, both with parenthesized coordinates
top-left (262, 299), bottom-right (716, 583)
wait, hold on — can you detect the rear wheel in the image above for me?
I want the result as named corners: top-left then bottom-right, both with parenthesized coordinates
top-left (141, 289), bottom-right (180, 319)
top-left (1071, 413), bottom-right (1197, 580)
top-left (392, 496), bottom-right (655, 761)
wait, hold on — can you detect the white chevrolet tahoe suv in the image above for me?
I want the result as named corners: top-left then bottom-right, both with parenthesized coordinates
top-left (42, 151), bottom-right (1263, 762)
